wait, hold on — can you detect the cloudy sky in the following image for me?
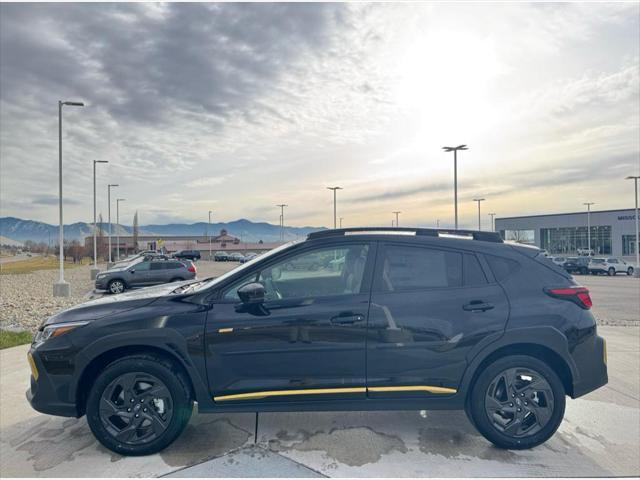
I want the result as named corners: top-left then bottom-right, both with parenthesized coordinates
top-left (1, 2), bottom-right (638, 229)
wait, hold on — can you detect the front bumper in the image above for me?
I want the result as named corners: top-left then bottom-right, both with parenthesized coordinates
top-left (25, 348), bottom-right (80, 417)
top-left (571, 334), bottom-right (608, 398)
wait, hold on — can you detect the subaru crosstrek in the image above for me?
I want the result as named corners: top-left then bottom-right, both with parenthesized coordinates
top-left (27, 228), bottom-right (607, 455)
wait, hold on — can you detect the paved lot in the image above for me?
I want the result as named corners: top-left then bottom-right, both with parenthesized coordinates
top-left (1, 325), bottom-right (637, 477)
top-left (577, 274), bottom-right (640, 325)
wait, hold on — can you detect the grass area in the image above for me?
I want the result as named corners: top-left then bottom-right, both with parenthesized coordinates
top-left (0, 256), bottom-right (91, 275)
top-left (0, 330), bottom-right (33, 349)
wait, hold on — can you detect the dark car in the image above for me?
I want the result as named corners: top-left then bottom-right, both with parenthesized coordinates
top-left (173, 250), bottom-right (201, 261)
top-left (214, 251), bottom-right (230, 262)
top-left (27, 227), bottom-right (607, 456)
top-left (563, 256), bottom-right (590, 275)
top-left (95, 258), bottom-right (196, 294)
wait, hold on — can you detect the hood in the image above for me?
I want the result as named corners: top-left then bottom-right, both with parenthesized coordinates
top-left (42, 280), bottom-right (195, 327)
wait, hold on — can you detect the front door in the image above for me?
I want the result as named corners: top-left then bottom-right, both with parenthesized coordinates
top-left (366, 242), bottom-right (509, 399)
top-left (127, 261), bottom-right (153, 286)
top-left (205, 242), bottom-right (373, 404)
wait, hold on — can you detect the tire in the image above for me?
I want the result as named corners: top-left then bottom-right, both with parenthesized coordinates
top-left (86, 354), bottom-right (193, 456)
top-left (608, 267), bottom-right (615, 276)
top-left (628, 267), bottom-right (634, 276)
top-left (108, 279), bottom-right (126, 294)
top-left (468, 355), bottom-right (565, 450)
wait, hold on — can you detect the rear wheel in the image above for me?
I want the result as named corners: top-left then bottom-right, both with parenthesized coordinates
top-left (108, 279), bottom-right (126, 294)
top-left (608, 267), bottom-right (615, 276)
top-left (468, 355), bottom-right (565, 449)
top-left (628, 267), bottom-right (634, 276)
top-left (86, 354), bottom-right (192, 456)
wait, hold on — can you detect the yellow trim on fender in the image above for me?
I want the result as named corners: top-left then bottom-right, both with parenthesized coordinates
top-left (213, 384), bottom-right (456, 401)
top-left (27, 352), bottom-right (39, 381)
top-left (214, 387), bottom-right (366, 401)
top-left (218, 328), bottom-right (234, 333)
top-left (368, 385), bottom-right (457, 394)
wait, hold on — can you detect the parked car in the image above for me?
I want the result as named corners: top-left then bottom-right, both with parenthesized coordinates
top-left (588, 257), bottom-right (634, 276)
top-left (550, 256), bottom-right (567, 267)
top-left (229, 252), bottom-right (245, 262)
top-left (563, 257), bottom-right (590, 275)
top-left (240, 252), bottom-right (258, 263)
top-left (173, 250), bottom-right (201, 262)
top-left (214, 251), bottom-right (231, 262)
top-left (28, 227), bottom-right (607, 455)
top-left (95, 258), bottom-right (196, 294)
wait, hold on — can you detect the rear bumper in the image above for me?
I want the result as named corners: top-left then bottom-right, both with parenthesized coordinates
top-left (570, 334), bottom-right (608, 398)
top-left (25, 349), bottom-right (79, 417)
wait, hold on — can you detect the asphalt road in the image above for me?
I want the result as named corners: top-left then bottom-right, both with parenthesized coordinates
top-left (1, 325), bottom-right (637, 477)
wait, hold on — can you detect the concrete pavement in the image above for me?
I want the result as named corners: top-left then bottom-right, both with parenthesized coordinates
top-left (1, 326), bottom-right (638, 477)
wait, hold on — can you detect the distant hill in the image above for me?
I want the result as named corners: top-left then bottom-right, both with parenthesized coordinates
top-left (0, 235), bottom-right (23, 247)
top-left (0, 216), bottom-right (325, 244)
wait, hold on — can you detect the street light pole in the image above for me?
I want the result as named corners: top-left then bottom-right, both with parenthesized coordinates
top-left (626, 176), bottom-right (640, 276)
top-left (116, 198), bottom-right (126, 260)
top-left (473, 198), bottom-right (485, 230)
top-left (488, 212), bottom-right (496, 232)
top-left (442, 145), bottom-right (468, 230)
top-left (393, 211), bottom-right (401, 228)
top-left (208, 210), bottom-right (213, 260)
top-left (54, 100), bottom-right (84, 297)
top-left (107, 184), bottom-right (119, 265)
top-left (276, 204), bottom-right (287, 241)
top-left (91, 160), bottom-right (108, 279)
top-left (583, 202), bottom-right (595, 255)
top-left (327, 187), bottom-right (342, 229)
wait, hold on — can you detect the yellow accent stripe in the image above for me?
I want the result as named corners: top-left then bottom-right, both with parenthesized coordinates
top-left (368, 385), bottom-right (457, 394)
top-left (218, 328), bottom-right (234, 333)
top-left (27, 353), bottom-right (38, 381)
top-left (213, 385), bottom-right (456, 401)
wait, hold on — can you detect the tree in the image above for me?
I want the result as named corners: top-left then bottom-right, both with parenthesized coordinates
top-left (132, 210), bottom-right (139, 253)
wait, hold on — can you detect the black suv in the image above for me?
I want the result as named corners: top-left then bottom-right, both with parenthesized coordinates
top-left (173, 249), bottom-right (201, 261)
top-left (27, 228), bottom-right (607, 455)
top-left (563, 256), bottom-right (590, 275)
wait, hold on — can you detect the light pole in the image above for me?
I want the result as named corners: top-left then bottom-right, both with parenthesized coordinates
top-left (327, 186), bottom-right (342, 229)
top-left (276, 204), bottom-right (287, 241)
top-left (626, 176), bottom-right (640, 276)
top-left (393, 211), bottom-right (401, 228)
top-left (91, 160), bottom-right (108, 280)
top-left (584, 202), bottom-right (595, 255)
top-left (473, 198), bottom-right (485, 230)
top-left (208, 210), bottom-right (213, 260)
top-left (53, 100), bottom-right (84, 297)
top-left (107, 184), bottom-right (119, 265)
top-left (116, 198), bottom-right (126, 260)
top-left (488, 212), bottom-right (496, 232)
top-left (442, 145), bottom-right (468, 230)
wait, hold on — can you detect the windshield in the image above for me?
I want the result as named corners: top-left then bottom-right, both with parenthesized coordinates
top-left (191, 240), bottom-right (301, 292)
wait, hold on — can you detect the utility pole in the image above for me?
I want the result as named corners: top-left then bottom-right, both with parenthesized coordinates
top-left (208, 210), bottom-right (213, 260)
top-left (442, 145), bottom-right (468, 230)
top-left (473, 198), bottom-right (485, 230)
top-left (327, 187), bottom-right (342, 229)
top-left (107, 184), bottom-right (119, 265)
top-left (488, 212), bottom-right (496, 232)
top-left (393, 211), bottom-right (401, 228)
top-left (626, 176), bottom-right (640, 276)
top-left (116, 198), bottom-right (126, 260)
top-left (276, 204), bottom-right (287, 241)
top-left (91, 160), bottom-right (108, 279)
top-left (584, 202), bottom-right (595, 255)
top-left (53, 100), bottom-right (84, 297)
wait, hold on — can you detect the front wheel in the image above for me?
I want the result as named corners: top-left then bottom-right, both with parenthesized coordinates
top-left (86, 354), bottom-right (193, 456)
top-left (108, 279), bottom-right (126, 294)
top-left (468, 355), bottom-right (565, 449)
top-left (628, 267), bottom-right (634, 276)
top-left (608, 267), bottom-right (615, 276)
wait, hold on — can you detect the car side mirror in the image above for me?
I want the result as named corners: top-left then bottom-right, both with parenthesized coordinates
top-left (237, 282), bottom-right (265, 304)
top-left (129, 269), bottom-right (135, 274)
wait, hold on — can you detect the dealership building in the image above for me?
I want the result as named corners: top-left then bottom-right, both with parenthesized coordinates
top-left (495, 208), bottom-right (637, 261)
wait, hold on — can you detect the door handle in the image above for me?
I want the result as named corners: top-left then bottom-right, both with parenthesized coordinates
top-left (463, 301), bottom-right (494, 312)
top-left (330, 313), bottom-right (365, 324)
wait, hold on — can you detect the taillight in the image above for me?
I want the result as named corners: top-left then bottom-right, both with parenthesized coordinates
top-left (187, 263), bottom-right (196, 273)
top-left (544, 286), bottom-right (592, 309)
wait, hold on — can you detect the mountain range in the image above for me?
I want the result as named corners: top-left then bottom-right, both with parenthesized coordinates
top-left (0, 217), bottom-right (325, 245)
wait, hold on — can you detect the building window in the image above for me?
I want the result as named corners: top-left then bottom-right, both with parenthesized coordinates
top-left (504, 229), bottom-right (535, 244)
top-left (623, 235), bottom-right (637, 256)
top-left (540, 226), bottom-right (611, 255)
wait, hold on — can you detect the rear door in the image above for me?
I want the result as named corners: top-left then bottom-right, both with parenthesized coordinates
top-left (366, 242), bottom-right (509, 398)
top-left (148, 262), bottom-right (169, 284)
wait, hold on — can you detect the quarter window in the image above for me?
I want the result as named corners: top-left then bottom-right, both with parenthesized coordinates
top-left (464, 254), bottom-right (487, 286)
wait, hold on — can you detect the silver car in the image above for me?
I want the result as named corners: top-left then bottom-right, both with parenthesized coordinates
top-left (95, 259), bottom-right (196, 294)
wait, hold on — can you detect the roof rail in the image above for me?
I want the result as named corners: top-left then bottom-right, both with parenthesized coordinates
top-left (307, 227), bottom-right (503, 243)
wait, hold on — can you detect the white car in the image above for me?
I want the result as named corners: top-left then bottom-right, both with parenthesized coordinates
top-left (588, 257), bottom-right (634, 276)
top-left (550, 256), bottom-right (567, 267)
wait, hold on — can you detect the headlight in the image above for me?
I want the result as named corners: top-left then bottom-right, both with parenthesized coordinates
top-left (96, 274), bottom-right (106, 280)
top-left (34, 321), bottom-right (89, 345)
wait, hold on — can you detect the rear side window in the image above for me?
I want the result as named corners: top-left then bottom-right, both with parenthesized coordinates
top-left (379, 245), bottom-right (462, 291)
top-left (150, 262), bottom-right (166, 270)
top-left (464, 254), bottom-right (487, 286)
top-left (485, 255), bottom-right (521, 281)
top-left (168, 262), bottom-right (183, 269)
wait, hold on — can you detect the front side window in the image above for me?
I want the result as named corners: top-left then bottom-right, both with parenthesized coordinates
top-left (132, 262), bottom-right (151, 271)
top-left (223, 244), bottom-right (370, 301)
top-left (378, 245), bottom-right (462, 292)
